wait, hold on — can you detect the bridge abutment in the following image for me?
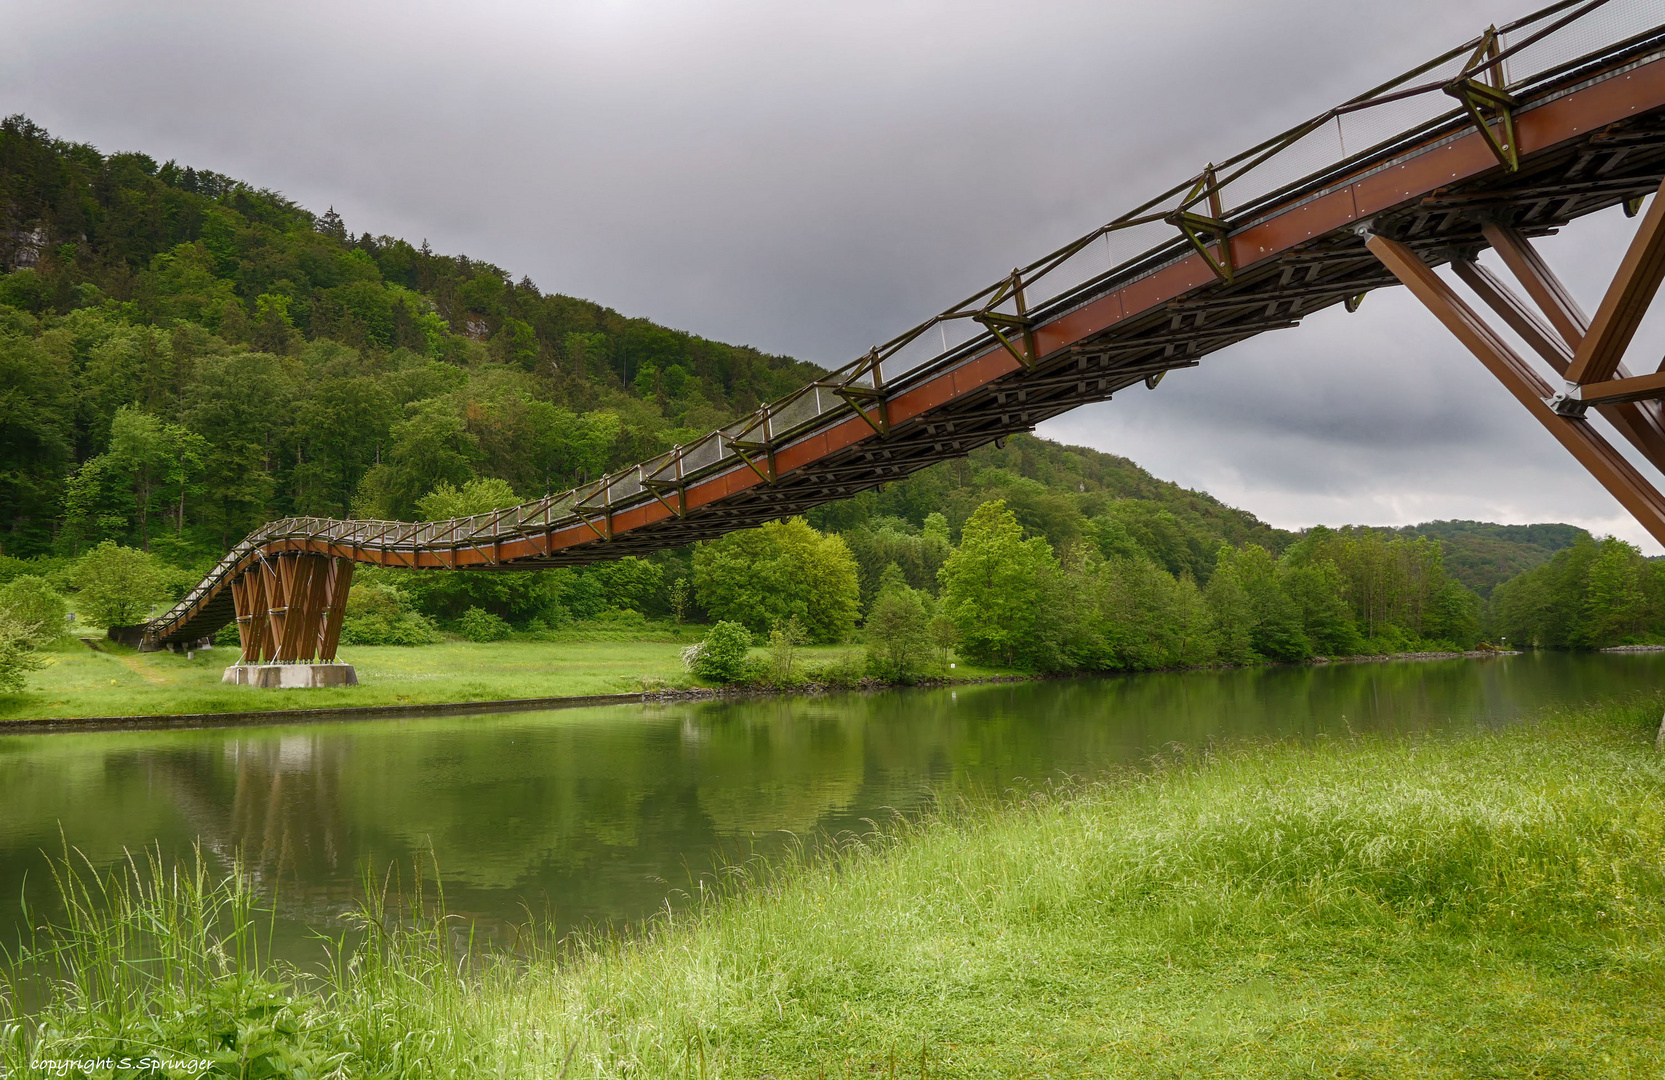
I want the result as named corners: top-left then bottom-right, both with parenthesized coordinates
top-left (222, 662), bottom-right (359, 688)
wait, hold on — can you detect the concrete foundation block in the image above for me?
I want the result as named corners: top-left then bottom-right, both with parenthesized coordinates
top-left (222, 663), bottom-right (359, 688)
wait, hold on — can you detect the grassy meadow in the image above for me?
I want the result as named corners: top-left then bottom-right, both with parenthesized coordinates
top-left (5, 698), bottom-right (1665, 1076)
top-left (0, 635), bottom-right (1012, 722)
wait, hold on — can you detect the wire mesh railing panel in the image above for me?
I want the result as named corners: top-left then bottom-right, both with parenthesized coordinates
top-left (1103, 219), bottom-right (1184, 281)
top-left (941, 313), bottom-right (988, 355)
top-left (638, 451), bottom-right (675, 478)
top-left (769, 390), bottom-right (821, 435)
top-left (1505, 0), bottom-right (1665, 84)
top-left (1336, 92), bottom-right (1461, 170)
top-left (844, 363), bottom-right (877, 389)
top-left (879, 325), bottom-right (954, 383)
top-left (1022, 237), bottom-right (1120, 309)
top-left (679, 435), bottom-right (724, 473)
top-left (1219, 122), bottom-right (1349, 214)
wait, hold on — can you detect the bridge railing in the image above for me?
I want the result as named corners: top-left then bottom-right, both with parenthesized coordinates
top-left (150, 0), bottom-right (1665, 640)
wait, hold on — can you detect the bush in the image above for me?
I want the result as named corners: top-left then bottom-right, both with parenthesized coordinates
top-left (0, 575), bottom-right (67, 645)
top-left (864, 567), bottom-right (935, 682)
top-left (803, 652), bottom-right (867, 689)
top-left (766, 615), bottom-right (806, 686)
top-left (692, 518), bottom-right (859, 642)
top-left (0, 553), bottom-right (68, 587)
top-left (73, 541), bottom-right (165, 627)
top-left (456, 606), bottom-right (510, 642)
top-left (338, 581), bottom-right (438, 646)
top-left (0, 616), bottom-right (46, 693)
top-left (683, 620), bottom-right (752, 683)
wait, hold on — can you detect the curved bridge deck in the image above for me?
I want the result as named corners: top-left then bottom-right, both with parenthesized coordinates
top-left (154, 0), bottom-right (1665, 650)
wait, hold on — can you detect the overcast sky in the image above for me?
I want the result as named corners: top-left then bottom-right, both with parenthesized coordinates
top-left (8, 0), bottom-right (1665, 548)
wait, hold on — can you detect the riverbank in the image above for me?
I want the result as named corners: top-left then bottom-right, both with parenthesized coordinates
top-left (7, 697), bottom-right (1663, 1077)
top-left (0, 636), bottom-right (1021, 724)
top-left (1, 633), bottom-right (1528, 728)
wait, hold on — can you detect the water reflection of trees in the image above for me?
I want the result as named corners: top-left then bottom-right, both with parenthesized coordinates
top-left (4, 651), bottom-right (1665, 949)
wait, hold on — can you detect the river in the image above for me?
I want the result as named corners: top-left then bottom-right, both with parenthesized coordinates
top-left (2, 651), bottom-right (1661, 958)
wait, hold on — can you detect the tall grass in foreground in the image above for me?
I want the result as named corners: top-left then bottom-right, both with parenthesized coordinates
top-left (6, 701), bottom-right (1665, 1078)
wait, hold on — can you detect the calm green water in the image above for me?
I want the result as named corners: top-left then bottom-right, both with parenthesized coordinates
top-left (1, 651), bottom-right (1660, 956)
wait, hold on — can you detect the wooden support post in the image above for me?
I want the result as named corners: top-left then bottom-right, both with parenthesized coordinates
top-left (1564, 179), bottom-right (1665, 385)
top-left (296, 555), bottom-right (331, 662)
top-left (224, 553), bottom-right (354, 679)
top-left (232, 564), bottom-right (276, 664)
top-left (258, 557), bottom-right (284, 663)
top-left (230, 575), bottom-right (254, 663)
top-left (1367, 233), bottom-right (1665, 547)
top-left (271, 553), bottom-right (319, 662)
top-left (317, 558), bottom-right (354, 662)
top-left (272, 554), bottom-right (296, 662)
top-left (1453, 258), bottom-right (1665, 473)
top-left (1479, 223), bottom-right (1589, 348)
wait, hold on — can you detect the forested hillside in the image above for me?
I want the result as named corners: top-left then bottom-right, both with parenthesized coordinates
top-left (0, 115), bottom-right (817, 560)
top-left (1394, 520), bottom-right (1584, 596)
top-left (811, 434), bottom-right (1295, 589)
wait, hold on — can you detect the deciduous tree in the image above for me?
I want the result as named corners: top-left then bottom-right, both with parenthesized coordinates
top-left (937, 500), bottom-right (1057, 668)
top-left (73, 542), bottom-right (165, 627)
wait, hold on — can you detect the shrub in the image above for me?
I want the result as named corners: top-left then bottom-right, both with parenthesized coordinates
top-left (692, 518), bottom-right (859, 642)
top-left (803, 652), bottom-right (867, 689)
top-left (73, 541), bottom-right (165, 627)
top-left (338, 581), bottom-right (438, 646)
top-left (0, 553), bottom-right (68, 587)
top-left (864, 566), bottom-right (935, 682)
top-left (0, 575), bottom-right (67, 645)
top-left (684, 620), bottom-right (752, 683)
top-left (766, 615), bottom-right (806, 685)
top-left (0, 616), bottom-right (46, 693)
top-left (456, 606), bottom-right (510, 643)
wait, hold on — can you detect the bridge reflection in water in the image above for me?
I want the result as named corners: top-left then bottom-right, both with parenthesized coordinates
top-left (142, 1), bottom-right (1665, 670)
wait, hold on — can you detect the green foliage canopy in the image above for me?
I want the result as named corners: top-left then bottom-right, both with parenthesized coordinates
top-left (687, 620), bottom-right (752, 683)
top-left (692, 519), bottom-right (859, 644)
top-left (72, 541), bottom-right (165, 627)
top-left (937, 500), bottom-right (1057, 668)
top-left (0, 575), bottom-right (67, 645)
top-left (864, 564), bottom-right (935, 681)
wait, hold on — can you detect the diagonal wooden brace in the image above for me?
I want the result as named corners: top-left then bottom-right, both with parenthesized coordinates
top-left (1564, 177), bottom-right (1665, 385)
top-left (642, 478), bottom-right (686, 518)
top-left (1367, 233), bottom-right (1665, 546)
top-left (1452, 258), bottom-right (1665, 474)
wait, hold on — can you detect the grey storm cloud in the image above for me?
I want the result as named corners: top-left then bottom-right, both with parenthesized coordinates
top-left (7, 0), bottom-right (1663, 546)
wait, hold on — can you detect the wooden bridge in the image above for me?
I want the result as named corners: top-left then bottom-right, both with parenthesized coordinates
top-left (151, 0), bottom-right (1665, 670)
